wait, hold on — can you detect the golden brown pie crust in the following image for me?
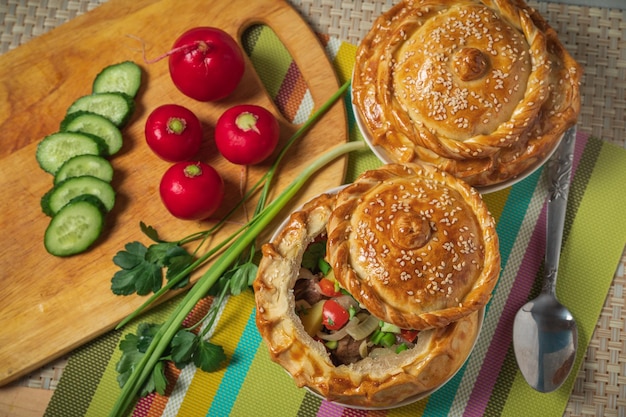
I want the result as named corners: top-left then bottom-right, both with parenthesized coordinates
top-left (352, 0), bottom-right (582, 187)
top-left (327, 163), bottom-right (500, 330)
top-left (254, 191), bottom-right (483, 408)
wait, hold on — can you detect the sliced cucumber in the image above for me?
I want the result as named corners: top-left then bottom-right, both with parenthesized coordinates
top-left (60, 111), bottom-right (124, 156)
top-left (41, 175), bottom-right (116, 217)
top-left (44, 195), bottom-right (106, 257)
top-left (66, 92), bottom-right (135, 127)
top-left (92, 61), bottom-right (142, 98)
top-left (36, 132), bottom-right (107, 175)
top-left (54, 154), bottom-right (114, 185)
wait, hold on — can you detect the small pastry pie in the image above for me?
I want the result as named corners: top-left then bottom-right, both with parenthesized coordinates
top-left (352, 0), bottom-right (582, 187)
top-left (254, 163), bottom-right (499, 407)
top-left (327, 163), bottom-right (500, 330)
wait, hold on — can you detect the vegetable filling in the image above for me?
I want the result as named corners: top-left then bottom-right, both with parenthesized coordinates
top-left (295, 238), bottom-right (419, 366)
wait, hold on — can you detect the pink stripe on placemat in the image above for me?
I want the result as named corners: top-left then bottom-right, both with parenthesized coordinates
top-left (464, 132), bottom-right (589, 416)
top-left (463, 193), bottom-right (548, 415)
top-left (317, 399), bottom-right (354, 416)
top-left (275, 61), bottom-right (307, 122)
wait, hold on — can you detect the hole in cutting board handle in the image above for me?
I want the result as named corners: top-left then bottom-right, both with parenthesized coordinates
top-left (241, 24), bottom-right (314, 124)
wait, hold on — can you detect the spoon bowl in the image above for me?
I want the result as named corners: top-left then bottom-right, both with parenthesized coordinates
top-left (512, 126), bottom-right (579, 393)
top-left (513, 292), bottom-right (578, 392)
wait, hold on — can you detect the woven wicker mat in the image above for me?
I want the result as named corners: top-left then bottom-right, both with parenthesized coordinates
top-left (1, 1), bottom-right (625, 416)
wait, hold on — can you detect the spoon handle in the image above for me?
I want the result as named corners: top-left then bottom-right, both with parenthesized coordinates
top-left (544, 126), bottom-right (577, 294)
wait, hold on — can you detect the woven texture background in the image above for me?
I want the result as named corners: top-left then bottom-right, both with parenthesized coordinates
top-left (1, 1), bottom-right (625, 416)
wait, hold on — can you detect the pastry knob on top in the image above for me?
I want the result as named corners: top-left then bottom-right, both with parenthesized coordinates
top-left (327, 163), bottom-right (500, 330)
top-left (451, 47), bottom-right (490, 82)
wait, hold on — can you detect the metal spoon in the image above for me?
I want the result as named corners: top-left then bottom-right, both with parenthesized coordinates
top-left (512, 126), bottom-right (579, 393)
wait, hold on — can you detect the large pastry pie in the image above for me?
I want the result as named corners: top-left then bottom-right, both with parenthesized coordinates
top-left (327, 163), bottom-right (500, 330)
top-left (352, 0), bottom-right (582, 187)
top-left (254, 163), bottom-right (500, 407)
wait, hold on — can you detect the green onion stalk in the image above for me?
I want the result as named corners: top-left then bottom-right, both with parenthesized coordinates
top-left (109, 83), bottom-right (365, 416)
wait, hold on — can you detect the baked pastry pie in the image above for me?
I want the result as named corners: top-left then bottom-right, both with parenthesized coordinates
top-left (327, 163), bottom-right (500, 330)
top-left (254, 163), bottom-right (499, 407)
top-left (352, 0), bottom-right (582, 187)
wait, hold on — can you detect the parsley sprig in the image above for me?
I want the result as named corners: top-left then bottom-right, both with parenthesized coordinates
top-left (110, 81), bottom-right (366, 417)
top-left (111, 238), bottom-right (193, 296)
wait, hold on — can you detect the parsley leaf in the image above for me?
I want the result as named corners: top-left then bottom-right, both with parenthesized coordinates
top-left (166, 253), bottom-right (193, 289)
top-left (142, 361), bottom-right (168, 397)
top-left (140, 221), bottom-right (162, 242)
top-left (134, 264), bottom-right (162, 296)
top-left (208, 261), bottom-right (257, 298)
top-left (111, 241), bottom-right (193, 296)
top-left (146, 242), bottom-right (181, 266)
top-left (116, 333), bottom-right (143, 389)
top-left (112, 241), bottom-right (146, 270)
top-left (170, 329), bottom-right (197, 368)
top-left (116, 323), bottom-right (168, 396)
top-left (170, 329), bottom-right (226, 372)
top-left (194, 339), bottom-right (226, 372)
top-left (229, 262), bottom-right (257, 295)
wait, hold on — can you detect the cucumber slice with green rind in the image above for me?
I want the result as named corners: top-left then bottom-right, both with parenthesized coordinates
top-left (54, 154), bottom-right (114, 185)
top-left (41, 175), bottom-right (116, 216)
top-left (66, 92), bottom-right (135, 127)
top-left (60, 111), bottom-right (124, 156)
top-left (92, 61), bottom-right (142, 98)
top-left (44, 195), bottom-right (105, 257)
top-left (36, 132), bottom-right (107, 175)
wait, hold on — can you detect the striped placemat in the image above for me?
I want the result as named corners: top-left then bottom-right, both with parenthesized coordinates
top-left (40, 27), bottom-right (626, 417)
top-left (1, 2), bottom-right (625, 416)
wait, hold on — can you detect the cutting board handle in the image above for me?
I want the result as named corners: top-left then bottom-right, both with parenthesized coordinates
top-left (230, 0), bottom-right (342, 120)
top-left (0, 0), bottom-right (349, 387)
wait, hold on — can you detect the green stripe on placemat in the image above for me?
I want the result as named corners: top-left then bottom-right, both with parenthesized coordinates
top-left (228, 336), bottom-right (306, 416)
top-left (44, 330), bottom-right (120, 417)
top-left (300, 391), bottom-right (324, 414)
top-left (336, 41), bottom-right (383, 183)
top-left (242, 25), bottom-right (292, 100)
top-left (45, 295), bottom-right (182, 417)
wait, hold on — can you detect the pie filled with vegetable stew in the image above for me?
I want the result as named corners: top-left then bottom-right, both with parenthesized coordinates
top-left (253, 162), bottom-right (500, 408)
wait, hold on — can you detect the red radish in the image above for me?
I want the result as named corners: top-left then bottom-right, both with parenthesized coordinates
top-left (145, 104), bottom-right (203, 162)
top-left (159, 161), bottom-right (224, 220)
top-left (214, 104), bottom-right (280, 165)
top-left (168, 27), bottom-right (245, 102)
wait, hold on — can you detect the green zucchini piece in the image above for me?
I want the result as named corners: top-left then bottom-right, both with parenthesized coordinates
top-left (54, 154), bottom-right (114, 185)
top-left (66, 92), bottom-right (135, 127)
top-left (92, 61), bottom-right (142, 98)
top-left (41, 175), bottom-right (116, 217)
top-left (36, 132), bottom-right (107, 175)
top-left (60, 111), bottom-right (124, 155)
top-left (44, 194), bottom-right (106, 257)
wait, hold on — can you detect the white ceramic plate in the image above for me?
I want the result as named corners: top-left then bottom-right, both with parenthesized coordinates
top-left (350, 96), bottom-right (562, 194)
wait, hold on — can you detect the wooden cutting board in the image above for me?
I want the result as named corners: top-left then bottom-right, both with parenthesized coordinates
top-left (0, 0), bottom-right (348, 386)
